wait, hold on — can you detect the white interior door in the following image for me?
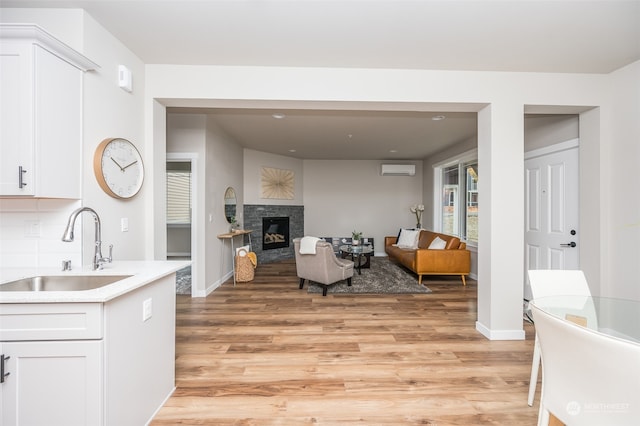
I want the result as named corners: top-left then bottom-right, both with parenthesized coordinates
top-left (524, 142), bottom-right (580, 299)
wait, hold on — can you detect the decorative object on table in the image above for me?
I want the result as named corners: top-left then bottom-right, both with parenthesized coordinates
top-left (351, 230), bottom-right (363, 245)
top-left (229, 215), bottom-right (239, 232)
top-left (410, 204), bottom-right (425, 228)
top-left (94, 137), bottom-right (144, 199)
top-left (261, 167), bottom-right (295, 199)
top-left (307, 257), bottom-right (433, 295)
top-left (234, 248), bottom-right (256, 282)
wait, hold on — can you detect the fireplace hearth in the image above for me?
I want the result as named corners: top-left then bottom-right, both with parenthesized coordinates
top-left (262, 217), bottom-right (290, 250)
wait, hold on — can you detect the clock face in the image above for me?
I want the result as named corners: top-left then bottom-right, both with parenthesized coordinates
top-left (94, 138), bottom-right (144, 199)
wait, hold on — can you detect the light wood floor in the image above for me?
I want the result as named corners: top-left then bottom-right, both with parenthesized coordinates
top-left (151, 259), bottom-right (541, 425)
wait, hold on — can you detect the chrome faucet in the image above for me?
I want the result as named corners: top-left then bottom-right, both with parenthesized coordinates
top-left (62, 207), bottom-right (113, 270)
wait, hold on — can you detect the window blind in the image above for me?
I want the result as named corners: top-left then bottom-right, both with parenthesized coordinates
top-left (166, 171), bottom-right (191, 224)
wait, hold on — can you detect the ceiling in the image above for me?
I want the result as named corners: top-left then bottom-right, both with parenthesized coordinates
top-left (5, 0), bottom-right (639, 159)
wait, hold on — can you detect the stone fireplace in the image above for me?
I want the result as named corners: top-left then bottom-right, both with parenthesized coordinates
top-left (243, 205), bottom-right (304, 264)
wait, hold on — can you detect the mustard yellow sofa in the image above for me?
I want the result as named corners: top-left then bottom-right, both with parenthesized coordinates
top-left (384, 229), bottom-right (471, 285)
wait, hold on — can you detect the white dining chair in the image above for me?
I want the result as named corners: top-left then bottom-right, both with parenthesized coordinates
top-left (527, 269), bottom-right (591, 406)
top-left (530, 302), bottom-right (640, 426)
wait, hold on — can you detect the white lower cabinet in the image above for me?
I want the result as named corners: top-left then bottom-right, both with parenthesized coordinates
top-left (0, 302), bottom-right (103, 426)
top-left (0, 340), bottom-right (102, 426)
top-left (0, 275), bottom-right (176, 425)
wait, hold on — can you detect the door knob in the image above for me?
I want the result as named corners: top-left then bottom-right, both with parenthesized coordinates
top-left (560, 242), bottom-right (577, 248)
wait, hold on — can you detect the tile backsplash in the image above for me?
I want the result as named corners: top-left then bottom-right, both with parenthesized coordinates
top-left (0, 199), bottom-right (82, 268)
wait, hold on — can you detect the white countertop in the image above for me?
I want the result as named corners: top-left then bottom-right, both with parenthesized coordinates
top-left (0, 260), bottom-right (191, 303)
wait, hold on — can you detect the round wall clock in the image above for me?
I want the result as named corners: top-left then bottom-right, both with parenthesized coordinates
top-left (93, 138), bottom-right (144, 199)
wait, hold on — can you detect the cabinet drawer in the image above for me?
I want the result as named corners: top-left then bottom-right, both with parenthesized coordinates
top-left (0, 303), bottom-right (102, 341)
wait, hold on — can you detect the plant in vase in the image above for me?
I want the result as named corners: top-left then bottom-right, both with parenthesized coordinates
top-left (410, 204), bottom-right (425, 228)
top-left (229, 216), bottom-right (239, 232)
top-left (352, 230), bottom-right (363, 246)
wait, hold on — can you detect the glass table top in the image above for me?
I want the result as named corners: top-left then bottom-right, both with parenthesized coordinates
top-left (530, 295), bottom-right (640, 344)
top-left (339, 244), bottom-right (374, 254)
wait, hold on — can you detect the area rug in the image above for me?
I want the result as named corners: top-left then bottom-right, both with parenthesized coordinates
top-left (307, 257), bottom-right (431, 294)
top-left (176, 266), bottom-right (191, 295)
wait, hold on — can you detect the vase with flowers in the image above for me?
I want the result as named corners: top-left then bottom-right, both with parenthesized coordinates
top-left (410, 204), bottom-right (425, 228)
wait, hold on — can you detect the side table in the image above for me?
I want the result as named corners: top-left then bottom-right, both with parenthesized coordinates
top-left (339, 244), bottom-right (374, 275)
top-left (217, 230), bottom-right (253, 286)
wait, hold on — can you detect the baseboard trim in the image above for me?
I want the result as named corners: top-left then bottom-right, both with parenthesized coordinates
top-left (476, 321), bottom-right (525, 340)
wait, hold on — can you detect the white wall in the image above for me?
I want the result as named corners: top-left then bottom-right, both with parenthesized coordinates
top-left (204, 118), bottom-right (244, 293)
top-left (606, 61), bottom-right (640, 300)
top-left (81, 12), bottom-right (146, 262)
top-left (524, 115), bottom-right (579, 152)
top-left (166, 113), bottom-right (244, 295)
top-left (243, 149), bottom-right (304, 206)
top-left (303, 160), bottom-right (422, 255)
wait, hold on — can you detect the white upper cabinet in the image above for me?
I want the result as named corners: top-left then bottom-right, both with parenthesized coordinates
top-left (0, 24), bottom-right (98, 198)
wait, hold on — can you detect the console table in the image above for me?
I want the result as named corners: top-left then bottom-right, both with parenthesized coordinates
top-left (217, 230), bottom-right (253, 286)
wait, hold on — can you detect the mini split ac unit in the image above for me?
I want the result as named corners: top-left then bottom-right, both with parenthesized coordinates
top-left (380, 164), bottom-right (416, 176)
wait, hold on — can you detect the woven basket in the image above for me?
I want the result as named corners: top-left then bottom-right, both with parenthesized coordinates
top-left (235, 248), bottom-right (255, 282)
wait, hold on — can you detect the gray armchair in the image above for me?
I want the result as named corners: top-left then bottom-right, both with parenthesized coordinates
top-left (293, 237), bottom-right (354, 296)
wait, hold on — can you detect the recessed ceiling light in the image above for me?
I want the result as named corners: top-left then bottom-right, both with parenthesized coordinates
top-left (288, 149), bottom-right (296, 153)
top-left (272, 113), bottom-right (286, 119)
top-left (389, 149), bottom-right (398, 153)
top-left (432, 115), bottom-right (446, 121)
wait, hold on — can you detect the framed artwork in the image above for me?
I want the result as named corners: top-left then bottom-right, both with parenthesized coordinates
top-left (261, 167), bottom-right (294, 199)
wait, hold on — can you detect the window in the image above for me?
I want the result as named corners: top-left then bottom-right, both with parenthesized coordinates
top-left (435, 151), bottom-right (478, 244)
top-left (166, 163), bottom-right (192, 225)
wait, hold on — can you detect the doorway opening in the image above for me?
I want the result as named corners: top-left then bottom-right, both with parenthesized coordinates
top-left (167, 156), bottom-right (197, 296)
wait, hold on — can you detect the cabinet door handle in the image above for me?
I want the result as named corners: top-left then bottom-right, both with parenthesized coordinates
top-left (18, 166), bottom-right (27, 189)
top-left (1, 354), bottom-right (9, 383)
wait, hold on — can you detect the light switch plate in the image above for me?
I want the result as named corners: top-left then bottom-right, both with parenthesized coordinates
top-left (142, 298), bottom-right (152, 321)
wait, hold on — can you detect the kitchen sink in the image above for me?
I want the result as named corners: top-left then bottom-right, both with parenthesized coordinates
top-left (0, 275), bottom-right (132, 291)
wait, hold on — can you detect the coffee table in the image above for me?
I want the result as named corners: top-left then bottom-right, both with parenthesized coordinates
top-left (339, 244), bottom-right (374, 275)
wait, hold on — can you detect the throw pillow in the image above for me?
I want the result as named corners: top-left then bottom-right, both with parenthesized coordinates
top-left (428, 236), bottom-right (447, 250)
top-left (397, 227), bottom-right (418, 241)
top-left (396, 229), bottom-right (420, 249)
